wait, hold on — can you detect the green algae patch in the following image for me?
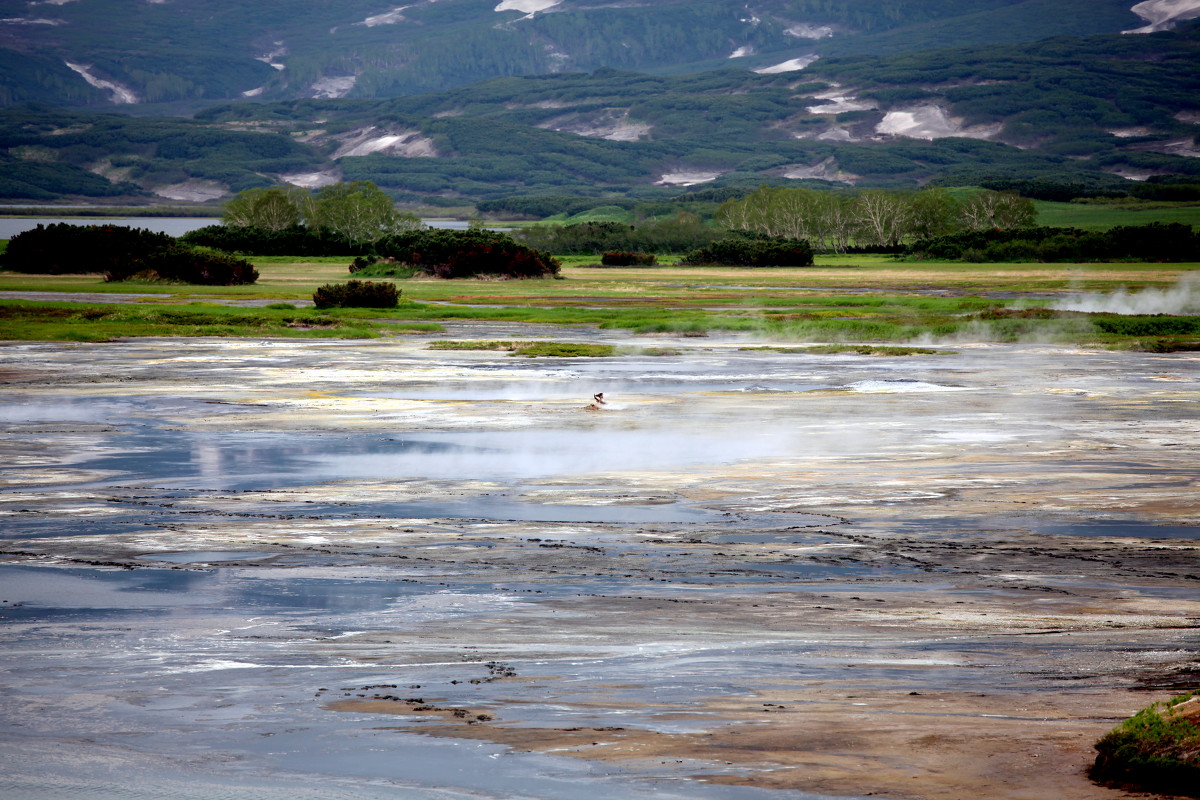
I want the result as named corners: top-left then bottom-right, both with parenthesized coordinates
top-left (742, 345), bottom-right (951, 356)
top-left (428, 340), bottom-right (616, 357)
top-left (1090, 690), bottom-right (1200, 798)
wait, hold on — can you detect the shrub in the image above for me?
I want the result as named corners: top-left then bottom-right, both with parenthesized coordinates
top-left (601, 250), bottom-right (657, 266)
top-left (376, 229), bottom-right (559, 279)
top-left (1, 222), bottom-right (257, 285)
top-left (106, 245), bottom-right (259, 286)
top-left (681, 235), bottom-right (814, 267)
top-left (312, 280), bottom-right (400, 309)
top-left (180, 224), bottom-right (365, 256)
top-left (908, 224), bottom-right (1199, 262)
top-left (515, 215), bottom-right (723, 255)
top-left (2, 223), bottom-right (176, 274)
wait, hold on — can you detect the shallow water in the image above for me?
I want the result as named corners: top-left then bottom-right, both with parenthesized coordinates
top-left (1, 335), bottom-right (1197, 800)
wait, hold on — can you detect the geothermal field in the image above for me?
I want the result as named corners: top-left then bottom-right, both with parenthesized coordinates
top-left (1, 325), bottom-right (1197, 800)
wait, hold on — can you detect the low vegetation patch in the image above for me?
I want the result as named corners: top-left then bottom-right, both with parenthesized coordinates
top-left (741, 345), bottom-right (949, 356)
top-left (1090, 690), bottom-right (1200, 797)
top-left (428, 340), bottom-right (615, 357)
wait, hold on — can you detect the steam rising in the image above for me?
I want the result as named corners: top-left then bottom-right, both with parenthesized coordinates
top-left (1052, 273), bottom-right (1200, 315)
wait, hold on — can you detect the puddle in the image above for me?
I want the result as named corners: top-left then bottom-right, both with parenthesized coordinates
top-left (884, 516), bottom-right (1200, 540)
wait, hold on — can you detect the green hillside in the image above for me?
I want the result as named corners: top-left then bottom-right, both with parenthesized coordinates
top-left (2, 21), bottom-right (1198, 206)
top-left (0, 0), bottom-right (1151, 108)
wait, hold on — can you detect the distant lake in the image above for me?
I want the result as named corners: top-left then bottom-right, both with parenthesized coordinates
top-left (0, 217), bottom-right (222, 238)
top-left (0, 217), bottom-right (473, 239)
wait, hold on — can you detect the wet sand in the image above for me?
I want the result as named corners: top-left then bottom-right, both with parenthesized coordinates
top-left (0, 331), bottom-right (1197, 799)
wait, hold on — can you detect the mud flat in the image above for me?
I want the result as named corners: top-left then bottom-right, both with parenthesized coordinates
top-left (0, 331), bottom-right (1197, 800)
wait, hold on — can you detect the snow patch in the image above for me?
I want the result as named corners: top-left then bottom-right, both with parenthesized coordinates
top-left (806, 89), bottom-right (875, 115)
top-left (310, 76), bottom-right (356, 99)
top-left (153, 180), bottom-right (227, 202)
top-left (29, 0), bottom-right (78, 5)
top-left (876, 104), bottom-right (999, 140)
top-left (1109, 127), bottom-right (1153, 138)
top-left (1, 16), bottom-right (65, 25)
top-left (495, 0), bottom-right (561, 14)
top-left (729, 46), bottom-right (754, 59)
top-left (256, 42), bottom-right (287, 71)
top-left (656, 171), bottom-right (724, 187)
top-left (754, 56), bottom-right (818, 74)
top-left (281, 170), bottom-right (341, 189)
top-left (1124, 0), bottom-right (1200, 32)
top-left (1105, 168), bottom-right (1155, 181)
top-left (360, 6), bottom-right (410, 26)
top-left (1175, 110), bottom-right (1200, 124)
top-left (816, 128), bottom-right (855, 141)
top-left (540, 110), bottom-right (650, 141)
top-left (64, 62), bottom-right (139, 104)
top-left (242, 87), bottom-right (265, 98)
top-left (544, 44), bottom-right (570, 68)
top-left (1152, 137), bottom-right (1200, 158)
top-left (781, 157), bottom-right (857, 184)
top-left (331, 127), bottom-right (439, 159)
top-left (785, 22), bottom-right (834, 39)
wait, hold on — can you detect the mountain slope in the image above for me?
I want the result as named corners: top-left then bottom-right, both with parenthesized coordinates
top-left (0, 0), bottom-right (1162, 108)
top-left (1, 23), bottom-right (1197, 203)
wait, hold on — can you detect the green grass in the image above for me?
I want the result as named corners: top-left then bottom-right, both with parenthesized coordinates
top-left (1090, 690), bottom-right (1200, 797)
top-left (1034, 200), bottom-right (1200, 231)
top-left (543, 206), bottom-right (636, 225)
top-left (0, 300), bottom-right (441, 342)
top-left (2, 255), bottom-right (1198, 346)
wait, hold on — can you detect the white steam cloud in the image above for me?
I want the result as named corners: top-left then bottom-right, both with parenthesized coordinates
top-left (1052, 273), bottom-right (1200, 315)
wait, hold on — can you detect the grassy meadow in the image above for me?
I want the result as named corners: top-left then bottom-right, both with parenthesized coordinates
top-left (0, 252), bottom-right (1196, 349)
top-left (1032, 200), bottom-right (1200, 231)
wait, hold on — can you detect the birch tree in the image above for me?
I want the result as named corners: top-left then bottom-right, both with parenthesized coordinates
top-left (222, 186), bottom-right (309, 231)
top-left (311, 181), bottom-right (421, 245)
top-left (959, 190), bottom-right (1036, 231)
top-left (853, 189), bottom-right (910, 247)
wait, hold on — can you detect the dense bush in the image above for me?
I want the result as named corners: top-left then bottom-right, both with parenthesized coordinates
top-left (106, 245), bottom-right (259, 285)
top-left (908, 223), bottom-right (1200, 262)
top-left (1, 222), bottom-right (258, 284)
top-left (681, 235), bottom-right (814, 267)
top-left (180, 224), bottom-right (368, 256)
top-left (601, 250), bottom-right (658, 266)
top-left (3, 223), bottom-right (176, 274)
top-left (515, 216), bottom-right (723, 255)
top-left (376, 229), bottom-right (559, 279)
top-left (349, 255), bottom-right (419, 278)
top-left (312, 280), bottom-right (400, 309)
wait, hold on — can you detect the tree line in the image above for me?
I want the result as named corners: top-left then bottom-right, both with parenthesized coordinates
top-left (218, 182), bottom-right (422, 245)
top-left (715, 186), bottom-right (1036, 252)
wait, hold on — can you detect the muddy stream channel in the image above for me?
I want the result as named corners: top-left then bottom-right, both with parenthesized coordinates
top-left (1, 329), bottom-right (1197, 800)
